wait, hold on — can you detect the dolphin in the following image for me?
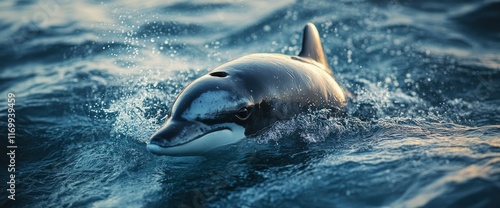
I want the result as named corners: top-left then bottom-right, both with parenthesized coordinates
top-left (147, 23), bottom-right (346, 156)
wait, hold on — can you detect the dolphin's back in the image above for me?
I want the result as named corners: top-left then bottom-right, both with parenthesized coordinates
top-left (208, 22), bottom-right (345, 120)
top-left (210, 52), bottom-right (346, 135)
top-left (219, 54), bottom-right (345, 107)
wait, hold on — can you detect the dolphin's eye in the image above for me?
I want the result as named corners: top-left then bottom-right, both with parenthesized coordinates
top-left (235, 107), bottom-right (250, 120)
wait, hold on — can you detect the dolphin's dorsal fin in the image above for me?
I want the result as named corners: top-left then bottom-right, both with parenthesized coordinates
top-left (298, 23), bottom-right (332, 75)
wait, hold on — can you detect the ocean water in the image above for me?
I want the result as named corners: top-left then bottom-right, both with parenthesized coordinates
top-left (1, 0), bottom-right (499, 207)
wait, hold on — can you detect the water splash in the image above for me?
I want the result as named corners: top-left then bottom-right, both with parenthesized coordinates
top-left (103, 68), bottom-right (206, 143)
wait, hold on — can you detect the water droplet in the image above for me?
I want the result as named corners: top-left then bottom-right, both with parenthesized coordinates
top-left (263, 25), bottom-right (271, 32)
top-left (385, 77), bottom-right (391, 83)
top-left (347, 50), bottom-right (352, 63)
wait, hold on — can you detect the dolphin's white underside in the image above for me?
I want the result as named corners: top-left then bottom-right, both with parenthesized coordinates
top-left (147, 123), bottom-right (245, 156)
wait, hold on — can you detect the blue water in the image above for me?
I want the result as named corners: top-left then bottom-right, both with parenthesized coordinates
top-left (1, 0), bottom-right (500, 207)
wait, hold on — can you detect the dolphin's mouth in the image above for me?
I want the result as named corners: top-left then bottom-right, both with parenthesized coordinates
top-left (149, 127), bottom-right (230, 149)
top-left (147, 124), bottom-right (245, 156)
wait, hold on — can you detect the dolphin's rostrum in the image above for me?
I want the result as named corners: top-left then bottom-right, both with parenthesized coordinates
top-left (147, 23), bottom-right (346, 156)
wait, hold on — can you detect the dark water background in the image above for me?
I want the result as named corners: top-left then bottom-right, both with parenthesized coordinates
top-left (1, 0), bottom-right (500, 207)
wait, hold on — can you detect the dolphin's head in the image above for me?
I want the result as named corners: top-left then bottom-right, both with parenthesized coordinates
top-left (147, 70), bottom-right (256, 156)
